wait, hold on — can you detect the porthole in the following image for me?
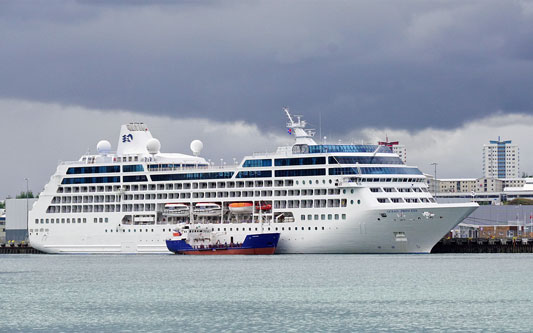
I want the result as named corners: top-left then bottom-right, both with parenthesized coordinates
top-left (351, 189), bottom-right (354, 194)
top-left (357, 200), bottom-right (361, 204)
top-left (343, 189), bottom-right (346, 194)
top-left (329, 179), bottom-right (332, 184)
top-left (350, 200), bottom-right (354, 205)
top-left (303, 180), bottom-right (306, 185)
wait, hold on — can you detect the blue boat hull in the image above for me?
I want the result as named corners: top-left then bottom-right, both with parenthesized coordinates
top-left (166, 233), bottom-right (280, 255)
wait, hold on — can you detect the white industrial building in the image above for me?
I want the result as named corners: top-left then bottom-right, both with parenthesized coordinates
top-left (5, 198), bottom-right (37, 242)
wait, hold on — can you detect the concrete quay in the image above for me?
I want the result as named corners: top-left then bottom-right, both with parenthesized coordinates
top-left (431, 238), bottom-right (533, 253)
top-left (0, 243), bottom-right (43, 254)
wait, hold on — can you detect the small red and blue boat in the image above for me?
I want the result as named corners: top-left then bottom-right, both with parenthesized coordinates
top-left (166, 225), bottom-right (280, 255)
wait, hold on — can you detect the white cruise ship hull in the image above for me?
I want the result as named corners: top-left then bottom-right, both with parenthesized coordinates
top-left (30, 203), bottom-right (476, 254)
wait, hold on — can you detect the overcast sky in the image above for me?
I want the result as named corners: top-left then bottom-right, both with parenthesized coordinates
top-left (1, 0), bottom-right (533, 198)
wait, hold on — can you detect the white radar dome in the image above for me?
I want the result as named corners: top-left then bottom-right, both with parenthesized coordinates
top-left (97, 140), bottom-right (112, 155)
top-left (146, 138), bottom-right (161, 154)
top-left (190, 140), bottom-right (203, 156)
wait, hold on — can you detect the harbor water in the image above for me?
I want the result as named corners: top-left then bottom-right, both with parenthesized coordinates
top-left (2, 254), bottom-right (533, 332)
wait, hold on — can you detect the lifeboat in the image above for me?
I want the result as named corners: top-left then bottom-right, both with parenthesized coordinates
top-left (193, 203), bottom-right (222, 216)
top-left (229, 202), bottom-right (254, 214)
top-left (256, 204), bottom-right (272, 211)
top-left (163, 203), bottom-right (189, 217)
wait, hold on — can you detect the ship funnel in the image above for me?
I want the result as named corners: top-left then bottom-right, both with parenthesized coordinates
top-left (116, 123), bottom-right (154, 156)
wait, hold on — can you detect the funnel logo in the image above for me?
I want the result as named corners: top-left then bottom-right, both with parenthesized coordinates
top-left (122, 134), bottom-right (133, 143)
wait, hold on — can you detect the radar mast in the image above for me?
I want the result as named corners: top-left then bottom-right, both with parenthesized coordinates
top-left (283, 107), bottom-right (317, 146)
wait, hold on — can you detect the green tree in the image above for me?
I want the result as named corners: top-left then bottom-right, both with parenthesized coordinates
top-left (506, 198), bottom-right (533, 205)
top-left (16, 191), bottom-right (34, 199)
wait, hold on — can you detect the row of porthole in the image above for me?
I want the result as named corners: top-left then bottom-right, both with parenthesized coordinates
top-left (298, 179), bottom-right (336, 185)
top-left (106, 228), bottom-right (173, 233)
top-left (212, 226), bottom-right (330, 232)
top-left (35, 217), bottom-right (109, 224)
top-left (343, 189), bottom-right (356, 194)
top-left (350, 200), bottom-right (361, 205)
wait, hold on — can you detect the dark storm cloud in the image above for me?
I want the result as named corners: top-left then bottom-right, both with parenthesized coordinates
top-left (1, 0), bottom-right (533, 133)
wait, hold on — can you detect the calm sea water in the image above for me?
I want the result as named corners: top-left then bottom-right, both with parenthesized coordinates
top-left (2, 254), bottom-right (533, 332)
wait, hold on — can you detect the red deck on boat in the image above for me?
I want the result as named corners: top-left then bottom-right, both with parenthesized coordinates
top-left (177, 247), bottom-right (276, 255)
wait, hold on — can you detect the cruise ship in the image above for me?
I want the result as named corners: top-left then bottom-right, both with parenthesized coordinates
top-left (28, 109), bottom-right (478, 254)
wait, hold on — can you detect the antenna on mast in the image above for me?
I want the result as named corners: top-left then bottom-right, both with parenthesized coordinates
top-left (283, 107), bottom-right (294, 125)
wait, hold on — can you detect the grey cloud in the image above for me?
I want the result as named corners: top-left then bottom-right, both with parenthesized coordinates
top-left (1, 1), bottom-right (533, 134)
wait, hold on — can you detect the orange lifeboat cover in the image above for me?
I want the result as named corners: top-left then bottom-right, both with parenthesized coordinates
top-left (229, 203), bottom-right (253, 208)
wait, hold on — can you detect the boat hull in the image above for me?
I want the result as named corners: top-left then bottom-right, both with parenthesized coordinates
top-left (168, 247), bottom-right (276, 255)
top-left (166, 233), bottom-right (280, 255)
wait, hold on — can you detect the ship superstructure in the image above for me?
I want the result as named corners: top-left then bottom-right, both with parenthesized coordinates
top-left (29, 111), bottom-right (477, 253)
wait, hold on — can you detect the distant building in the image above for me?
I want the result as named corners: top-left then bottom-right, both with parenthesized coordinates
top-left (378, 138), bottom-right (406, 163)
top-left (450, 205), bottom-right (533, 238)
top-left (483, 137), bottom-right (519, 178)
top-left (5, 198), bottom-right (37, 242)
top-left (426, 177), bottom-right (533, 206)
top-left (427, 177), bottom-right (504, 194)
top-left (0, 209), bottom-right (5, 243)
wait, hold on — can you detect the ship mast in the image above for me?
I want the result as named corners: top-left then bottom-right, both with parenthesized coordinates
top-left (284, 107), bottom-right (317, 145)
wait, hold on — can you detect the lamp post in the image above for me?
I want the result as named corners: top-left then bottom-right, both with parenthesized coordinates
top-left (430, 163), bottom-right (438, 196)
